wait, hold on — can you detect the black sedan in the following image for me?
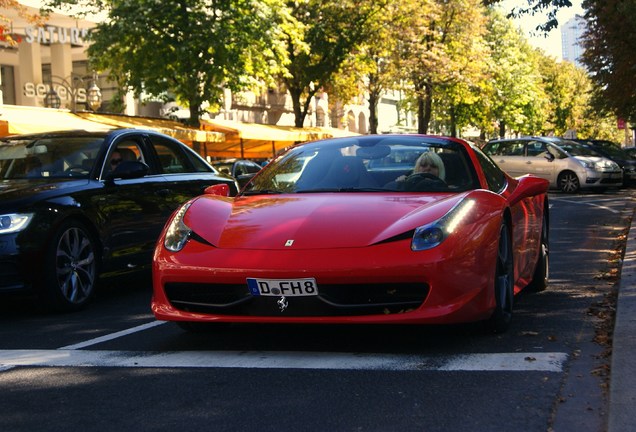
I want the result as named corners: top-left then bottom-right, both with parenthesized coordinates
top-left (570, 138), bottom-right (636, 186)
top-left (0, 129), bottom-right (238, 311)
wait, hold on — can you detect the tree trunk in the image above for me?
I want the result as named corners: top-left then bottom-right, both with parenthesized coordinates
top-left (499, 121), bottom-right (506, 138)
top-left (449, 105), bottom-right (457, 138)
top-left (368, 90), bottom-right (379, 134)
top-left (417, 82), bottom-right (433, 134)
top-left (289, 87), bottom-right (305, 128)
top-left (417, 97), bottom-right (426, 134)
top-left (187, 95), bottom-right (201, 128)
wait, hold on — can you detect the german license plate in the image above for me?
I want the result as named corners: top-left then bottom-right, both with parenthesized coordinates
top-left (247, 278), bottom-right (318, 297)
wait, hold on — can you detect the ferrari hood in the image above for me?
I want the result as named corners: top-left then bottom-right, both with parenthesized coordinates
top-left (185, 193), bottom-right (466, 250)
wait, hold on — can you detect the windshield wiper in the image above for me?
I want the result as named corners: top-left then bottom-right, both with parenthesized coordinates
top-left (296, 187), bottom-right (388, 193)
top-left (241, 189), bottom-right (283, 196)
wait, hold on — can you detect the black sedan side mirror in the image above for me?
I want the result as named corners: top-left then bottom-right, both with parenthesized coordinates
top-left (105, 160), bottom-right (149, 182)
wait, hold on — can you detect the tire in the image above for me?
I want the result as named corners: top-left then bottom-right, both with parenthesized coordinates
top-left (41, 220), bottom-right (98, 312)
top-left (487, 221), bottom-right (514, 333)
top-left (557, 171), bottom-right (580, 193)
top-left (528, 214), bottom-right (549, 292)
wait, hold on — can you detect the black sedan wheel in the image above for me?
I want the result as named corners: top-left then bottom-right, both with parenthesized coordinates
top-left (42, 220), bottom-right (98, 311)
top-left (487, 222), bottom-right (514, 333)
top-left (557, 171), bottom-right (580, 193)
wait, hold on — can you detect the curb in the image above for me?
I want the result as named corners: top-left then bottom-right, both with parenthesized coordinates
top-left (607, 206), bottom-right (636, 431)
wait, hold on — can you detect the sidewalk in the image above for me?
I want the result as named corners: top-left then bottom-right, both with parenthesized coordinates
top-left (607, 206), bottom-right (636, 431)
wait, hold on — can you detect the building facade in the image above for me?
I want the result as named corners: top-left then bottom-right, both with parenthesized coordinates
top-left (561, 14), bottom-right (586, 69)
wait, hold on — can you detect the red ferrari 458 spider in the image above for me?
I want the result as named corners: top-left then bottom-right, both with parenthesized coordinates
top-left (152, 135), bottom-right (550, 333)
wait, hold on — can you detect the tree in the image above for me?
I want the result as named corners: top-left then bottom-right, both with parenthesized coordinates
top-left (396, 0), bottom-right (487, 134)
top-left (538, 58), bottom-right (588, 135)
top-left (480, 9), bottom-right (548, 138)
top-left (350, 1), bottom-right (404, 134)
top-left (581, 0), bottom-right (636, 124)
top-left (280, 0), bottom-right (386, 128)
top-left (44, 0), bottom-right (291, 127)
top-left (482, 0), bottom-right (574, 31)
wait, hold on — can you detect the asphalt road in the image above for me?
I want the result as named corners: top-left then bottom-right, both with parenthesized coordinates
top-left (0, 189), bottom-right (633, 432)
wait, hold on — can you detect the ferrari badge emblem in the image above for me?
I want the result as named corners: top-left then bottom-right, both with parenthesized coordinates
top-left (277, 296), bottom-right (288, 312)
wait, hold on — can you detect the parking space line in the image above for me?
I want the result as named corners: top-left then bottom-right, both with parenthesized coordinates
top-left (550, 197), bottom-right (621, 213)
top-left (57, 321), bottom-right (167, 350)
top-left (0, 350), bottom-right (567, 372)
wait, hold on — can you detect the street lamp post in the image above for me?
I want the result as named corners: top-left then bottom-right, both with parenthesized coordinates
top-left (43, 71), bottom-right (103, 112)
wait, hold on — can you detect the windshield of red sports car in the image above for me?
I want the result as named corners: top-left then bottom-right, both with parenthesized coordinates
top-left (0, 136), bottom-right (105, 180)
top-left (242, 136), bottom-right (479, 194)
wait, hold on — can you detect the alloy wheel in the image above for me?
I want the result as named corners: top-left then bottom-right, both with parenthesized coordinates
top-left (55, 225), bottom-right (97, 306)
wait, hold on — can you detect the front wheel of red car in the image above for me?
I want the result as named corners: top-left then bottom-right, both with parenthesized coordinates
top-left (487, 222), bottom-right (514, 333)
top-left (41, 220), bottom-right (98, 312)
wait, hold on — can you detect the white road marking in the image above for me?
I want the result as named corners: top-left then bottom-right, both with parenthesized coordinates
top-left (57, 321), bottom-right (167, 350)
top-left (438, 352), bottom-right (566, 371)
top-left (0, 321), bottom-right (568, 372)
top-left (550, 197), bottom-right (621, 213)
top-left (0, 350), bottom-right (567, 372)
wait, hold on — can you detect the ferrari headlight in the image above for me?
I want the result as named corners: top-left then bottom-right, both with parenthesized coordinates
top-left (0, 213), bottom-right (34, 234)
top-left (163, 202), bottom-right (193, 252)
top-left (411, 199), bottom-right (475, 251)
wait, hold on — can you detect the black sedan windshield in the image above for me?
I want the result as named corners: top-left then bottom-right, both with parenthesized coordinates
top-left (0, 136), bottom-right (104, 179)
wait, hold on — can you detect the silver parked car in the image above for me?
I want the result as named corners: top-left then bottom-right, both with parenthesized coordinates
top-left (483, 136), bottom-right (622, 193)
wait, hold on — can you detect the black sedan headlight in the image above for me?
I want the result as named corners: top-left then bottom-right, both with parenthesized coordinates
top-left (0, 213), bottom-right (34, 234)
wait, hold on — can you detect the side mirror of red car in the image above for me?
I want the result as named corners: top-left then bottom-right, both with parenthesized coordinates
top-left (204, 183), bottom-right (230, 197)
top-left (508, 175), bottom-right (550, 206)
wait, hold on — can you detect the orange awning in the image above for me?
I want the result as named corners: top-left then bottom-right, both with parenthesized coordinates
top-left (0, 105), bottom-right (113, 135)
top-left (75, 112), bottom-right (224, 144)
top-left (201, 118), bottom-right (359, 159)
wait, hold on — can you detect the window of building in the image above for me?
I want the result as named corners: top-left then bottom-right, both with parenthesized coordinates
top-left (0, 65), bottom-right (16, 105)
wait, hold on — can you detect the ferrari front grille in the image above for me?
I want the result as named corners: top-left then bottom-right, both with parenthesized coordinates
top-left (164, 282), bottom-right (429, 316)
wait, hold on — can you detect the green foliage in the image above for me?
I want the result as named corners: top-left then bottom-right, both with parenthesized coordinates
top-left (281, 0), bottom-right (387, 127)
top-left (40, 0), bottom-right (625, 143)
top-left (481, 10), bottom-right (549, 137)
top-left (482, 0), bottom-right (574, 31)
top-left (394, 0), bottom-right (488, 134)
top-left (581, 0), bottom-right (636, 124)
top-left (45, 0), bottom-right (290, 127)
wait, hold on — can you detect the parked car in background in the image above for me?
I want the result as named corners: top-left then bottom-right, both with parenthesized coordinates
top-left (0, 129), bottom-right (239, 311)
top-left (211, 158), bottom-right (263, 188)
top-left (152, 134), bottom-right (550, 334)
top-left (569, 139), bottom-right (636, 187)
top-left (622, 146), bottom-right (636, 160)
top-left (482, 136), bottom-right (622, 193)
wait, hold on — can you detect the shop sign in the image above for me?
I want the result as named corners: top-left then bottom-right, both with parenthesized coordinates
top-left (23, 82), bottom-right (87, 103)
top-left (618, 118), bottom-right (626, 130)
top-left (24, 26), bottom-right (90, 45)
